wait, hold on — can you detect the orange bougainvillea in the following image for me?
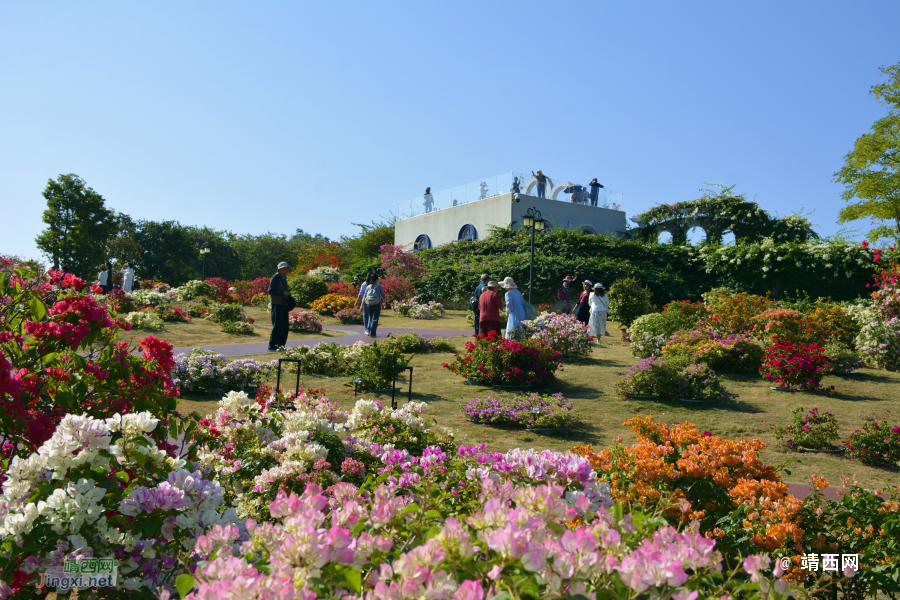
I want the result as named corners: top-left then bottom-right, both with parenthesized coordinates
top-left (703, 291), bottom-right (773, 334)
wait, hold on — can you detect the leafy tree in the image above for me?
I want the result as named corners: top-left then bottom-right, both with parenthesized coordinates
top-left (35, 174), bottom-right (115, 277)
top-left (132, 220), bottom-right (196, 284)
top-left (836, 64), bottom-right (900, 244)
top-left (342, 221), bottom-right (395, 280)
top-left (232, 232), bottom-right (294, 279)
top-left (107, 212), bottom-right (144, 267)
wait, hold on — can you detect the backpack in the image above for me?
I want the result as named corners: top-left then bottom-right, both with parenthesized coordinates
top-left (132, 279), bottom-right (141, 291)
top-left (469, 295), bottom-right (479, 312)
top-left (365, 284), bottom-right (381, 305)
top-left (523, 300), bottom-right (537, 321)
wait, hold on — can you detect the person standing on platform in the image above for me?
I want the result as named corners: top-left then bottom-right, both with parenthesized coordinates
top-left (478, 281), bottom-right (503, 337)
top-left (532, 170), bottom-right (548, 198)
top-left (472, 273), bottom-right (489, 335)
top-left (502, 277), bottom-right (526, 339)
top-left (267, 261), bottom-right (292, 351)
top-left (511, 177), bottom-right (521, 194)
top-left (423, 187), bottom-right (434, 213)
top-left (589, 179), bottom-right (604, 207)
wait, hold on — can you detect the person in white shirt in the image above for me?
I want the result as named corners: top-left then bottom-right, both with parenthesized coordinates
top-left (423, 187), bottom-right (434, 213)
top-left (122, 263), bottom-right (135, 293)
top-left (94, 264), bottom-right (109, 294)
top-left (588, 282), bottom-right (610, 340)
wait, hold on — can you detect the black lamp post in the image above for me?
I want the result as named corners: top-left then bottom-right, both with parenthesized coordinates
top-left (200, 243), bottom-right (210, 279)
top-left (522, 207), bottom-right (546, 303)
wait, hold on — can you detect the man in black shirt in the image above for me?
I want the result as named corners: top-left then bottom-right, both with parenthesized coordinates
top-left (268, 261), bottom-right (292, 351)
top-left (589, 179), bottom-right (605, 207)
top-left (473, 274), bottom-right (489, 334)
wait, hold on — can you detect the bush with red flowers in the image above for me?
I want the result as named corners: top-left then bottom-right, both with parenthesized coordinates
top-left (443, 331), bottom-right (562, 386)
top-left (758, 339), bottom-right (832, 392)
top-left (0, 263), bottom-right (179, 459)
top-left (327, 281), bottom-right (360, 298)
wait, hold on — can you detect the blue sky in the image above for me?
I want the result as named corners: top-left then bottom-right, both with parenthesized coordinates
top-left (2, 0), bottom-right (898, 260)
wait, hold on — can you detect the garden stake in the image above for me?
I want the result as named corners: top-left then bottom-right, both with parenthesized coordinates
top-left (392, 366), bottom-right (413, 410)
top-left (274, 358), bottom-right (302, 411)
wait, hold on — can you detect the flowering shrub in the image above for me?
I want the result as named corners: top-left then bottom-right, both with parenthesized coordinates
top-left (307, 265), bottom-right (343, 282)
top-left (676, 363), bottom-right (739, 402)
top-left (219, 320), bottom-right (254, 334)
top-left (380, 276), bottom-right (416, 303)
top-left (328, 281), bottom-right (360, 297)
top-left (104, 288), bottom-right (136, 314)
top-left (288, 309), bottom-right (324, 332)
top-left (204, 277), bottom-right (232, 302)
top-left (127, 289), bottom-right (168, 306)
top-left (627, 313), bottom-right (675, 358)
top-left (444, 331), bottom-right (562, 386)
top-left (772, 407), bottom-right (840, 450)
top-left (613, 357), bottom-right (680, 399)
top-left (382, 331), bottom-right (454, 353)
top-left (749, 308), bottom-right (827, 346)
top-left (703, 290), bottom-right (772, 334)
top-left (806, 303), bottom-right (860, 348)
top-left (310, 293), bottom-right (356, 316)
top-left (172, 279), bottom-right (215, 301)
top-left (869, 258), bottom-right (900, 318)
top-left (759, 340), bottom-right (832, 391)
top-left (514, 311), bottom-right (592, 358)
top-left (462, 392), bottom-right (579, 429)
top-left (154, 305), bottom-right (191, 322)
top-left (204, 302), bottom-right (245, 323)
top-left (660, 329), bottom-right (765, 372)
top-left (122, 311), bottom-right (165, 331)
top-left (287, 272), bottom-right (329, 307)
top-left (0, 411), bottom-right (237, 598)
top-left (248, 292), bottom-right (269, 308)
top-left (172, 349), bottom-right (276, 394)
top-left (661, 300), bottom-right (708, 331)
top-left (823, 341), bottom-right (862, 375)
top-left (392, 295), bottom-right (445, 319)
top-left (608, 276), bottom-right (656, 327)
top-left (842, 417), bottom-right (900, 466)
top-left (345, 340), bottom-right (412, 391)
top-left (346, 399), bottom-right (456, 457)
top-left (280, 341), bottom-right (367, 375)
top-left (335, 306), bottom-right (364, 323)
top-left (379, 243), bottom-right (427, 280)
top-left (855, 317), bottom-right (900, 370)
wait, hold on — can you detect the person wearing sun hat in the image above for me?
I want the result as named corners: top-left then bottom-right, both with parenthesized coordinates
top-left (478, 280), bottom-right (504, 338)
top-left (558, 275), bottom-right (576, 314)
top-left (501, 277), bottom-right (526, 339)
top-left (267, 261), bottom-right (292, 351)
top-left (588, 282), bottom-right (610, 340)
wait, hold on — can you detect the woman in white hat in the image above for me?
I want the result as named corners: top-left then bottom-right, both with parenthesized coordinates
top-left (588, 282), bottom-right (610, 340)
top-left (501, 277), bottom-right (526, 339)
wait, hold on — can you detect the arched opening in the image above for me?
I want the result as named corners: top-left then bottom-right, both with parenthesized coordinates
top-left (720, 232), bottom-right (736, 246)
top-left (687, 226), bottom-right (707, 245)
top-left (458, 224), bottom-right (478, 242)
top-left (581, 226), bottom-right (596, 235)
top-left (413, 234), bottom-right (432, 250)
top-left (657, 231), bottom-right (674, 244)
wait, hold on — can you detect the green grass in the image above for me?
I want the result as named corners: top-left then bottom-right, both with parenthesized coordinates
top-left (175, 319), bottom-right (900, 490)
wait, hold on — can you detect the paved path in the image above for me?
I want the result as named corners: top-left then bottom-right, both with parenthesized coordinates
top-left (171, 326), bottom-right (472, 357)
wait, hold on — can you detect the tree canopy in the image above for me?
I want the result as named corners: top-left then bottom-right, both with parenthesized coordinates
top-left (835, 63), bottom-right (900, 244)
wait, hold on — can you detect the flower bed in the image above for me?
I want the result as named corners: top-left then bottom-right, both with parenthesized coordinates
top-left (856, 317), bottom-right (900, 370)
top-left (392, 295), bottom-right (446, 319)
top-left (204, 302), bottom-right (245, 323)
top-left (307, 265), bottom-right (343, 282)
top-left (104, 288), bottom-right (136, 314)
top-left (122, 310), bottom-right (165, 331)
top-left (749, 308), bottom-right (827, 346)
top-left (173, 349), bottom-right (276, 394)
top-left (280, 340), bottom-right (367, 375)
top-left (382, 331), bottom-right (454, 353)
top-left (154, 305), bottom-right (191, 322)
top-left (627, 313), bottom-right (675, 358)
top-left (309, 292), bottom-right (356, 316)
top-left (220, 319), bottom-right (254, 334)
top-left (772, 406), bottom-right (839, 450)
top-left (444, 331), bottom-right (562, 386)
top-left (759, 340), bottom-right (832, 392)
top-left (335, 306), bottom-right (364, 323)
top-left (171, 279), bottom-right (215, 301)
top-left (344, 340), bottom-right (412, 391)
top-left (288, 308), bottom-right (324, 332)
top-left (127, 289), bottom-right (168, 306)
top-left (613, 357), bottom-right (737, 402)
top-left (462, 392), bottom-right (579, 429)
top-left (660, 328), bottom-right (764, 372)
top-left (514, 311), bottom-right (592, 358)
top-left (327, 281), bottom-right (360, 297)
top-left (703, 290), bottom-right (772, 334)
top-left (843, 417), bottom-right (900, 466)
top-left (676, 362), bottom-right (739, 402)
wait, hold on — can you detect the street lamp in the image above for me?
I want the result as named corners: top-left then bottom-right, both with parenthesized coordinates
top-left (200, 243), bottom-right (211, 279)
top-left (522, 207), bottom-right (546, 303)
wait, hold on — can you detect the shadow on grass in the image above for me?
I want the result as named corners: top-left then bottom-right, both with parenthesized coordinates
top-left (610, 396), bottom-right (764, 414)
top-left (463, 421), bottom-right (605, 447)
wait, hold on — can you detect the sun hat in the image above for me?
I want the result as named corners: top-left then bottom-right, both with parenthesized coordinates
top-left (277, 261), bottom-right (290, 269)
top-left (563, 276), bottom-right (573, 282)
top-left (594, 282), bottom-right (604, 289)
top-left (501, 277), bottom-right (518, 289)
top-left (583, 280), bottom-right (593, 287)
top-left (487, 280), bottom-right (501, 289)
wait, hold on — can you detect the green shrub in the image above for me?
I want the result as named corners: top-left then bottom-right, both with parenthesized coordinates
top-left (661, 329), bottom-right (764, 372)
top-left (345, 341), bottom-right (412, 391)
top-left (220, 320), bottom-right (254, 334)
top-left (206, 302), bottom-right (244, 323)
top-left (288, 272), bottom-right (329, 307)
top-left (608, 277), bottom-right (656, 328)
top-left (627, 313), bottom-right (676, 358)
top-left (382, 331), bottom-right (455, 353)
top-left (174, 279), bottom-right (216, 301)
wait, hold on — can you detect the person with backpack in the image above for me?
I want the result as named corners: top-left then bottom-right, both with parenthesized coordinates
top-left (361, 272), bottom-right (387, 337)
top-left (471, 274), bottom-right (489, 334)
top-left (501, 277), bottom-right (526, 339)
top-left (267, 261), bottom-right (293, 351)
top-left (355, 272), bottom-right (375, 335)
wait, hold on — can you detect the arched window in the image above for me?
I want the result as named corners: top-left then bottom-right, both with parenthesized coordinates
top-left (458, 224), bottom-right (478, 241)
top-left (658, 231), bottom-right (674, 244)
top-left (687, 226), bottom-right (707, 245)
top-left (413, 234), bottom-right (432, 250)
top-left (581, 226), bottom-right (596, 235)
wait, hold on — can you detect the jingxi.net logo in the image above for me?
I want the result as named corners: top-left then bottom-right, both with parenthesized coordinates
top-left (38, 558), bottom-right (117, 592)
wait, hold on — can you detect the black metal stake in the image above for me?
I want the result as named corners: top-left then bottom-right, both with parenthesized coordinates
top-left (391, 366), bottom-right (413, 410)
top-left (274, 358), bottom-right (302, 410)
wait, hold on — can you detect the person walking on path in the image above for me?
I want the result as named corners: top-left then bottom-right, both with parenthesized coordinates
top-left (558, 276), bottom-right (576, 314)
top-left (267, 261), bottom-right (292, 351)
top-left (472, 273), bottom-right (489, 335)
top-left (502, 277), bottom-right (526, 339)
top-left (532, 170), bottom-right (548, 198)
top-left (588, 282), bottom-right (610, 339)
top-left (122, 263), bottom-right (135, 293)
top-left (94, 264), bottom-right (109, 294)
top-left (423, 187), bottom-right (434, 213)
top-left (575, 280), bottom-right (592, 325)
top-left (361, 272), bottom-right (387, 337)
top-left (589, 179), bottom-right (604, 207)
top-left (355, 272), bottom-right (374, 335)
top-left (478, 281), bottom-right (504, 337)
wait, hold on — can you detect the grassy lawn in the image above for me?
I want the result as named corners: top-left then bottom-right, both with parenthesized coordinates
top-left (314, 307), bottom-right (474, 332)
top-left (176, 318), bottom-right (900, 490)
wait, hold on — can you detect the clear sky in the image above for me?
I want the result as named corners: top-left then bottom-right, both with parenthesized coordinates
top-left (2, 0), bottom-right (898, 260)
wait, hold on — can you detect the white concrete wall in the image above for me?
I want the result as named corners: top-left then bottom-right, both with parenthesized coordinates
top-left (394, 192), bottom-right (628, 248)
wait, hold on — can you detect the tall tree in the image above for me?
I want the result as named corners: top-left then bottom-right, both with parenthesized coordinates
top-left (35, 174), bottom-right (115, 276)
top-left (835, 64), bottom-right (900, 244)
top-left (132, 220), bottom-right (196, 284)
